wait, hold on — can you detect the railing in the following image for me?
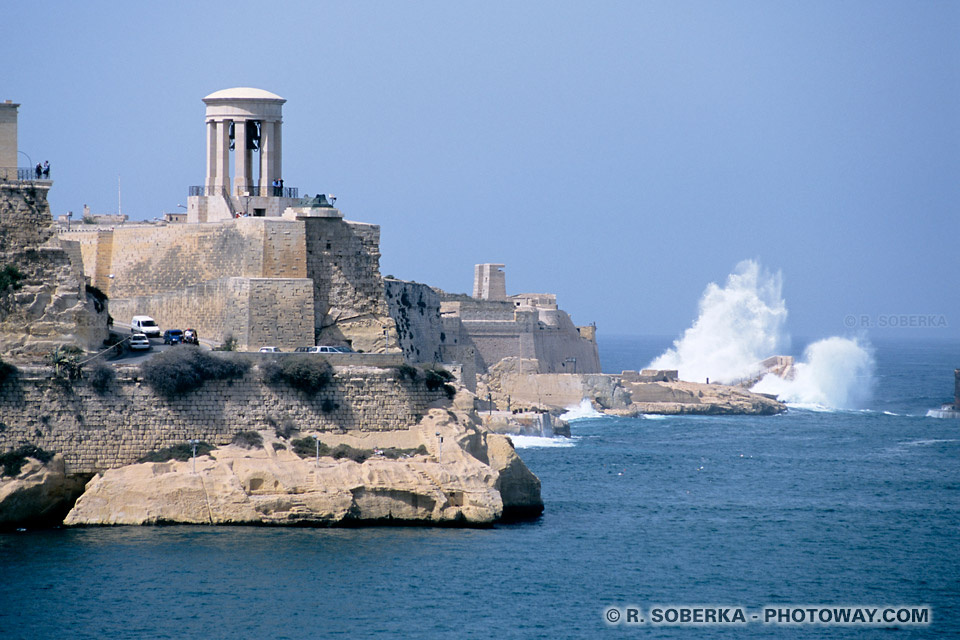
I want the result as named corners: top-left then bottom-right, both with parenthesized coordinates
top-left (188, 185), bottom-right (298, 198)
top-left (16, 166), bottom-right (52, 181)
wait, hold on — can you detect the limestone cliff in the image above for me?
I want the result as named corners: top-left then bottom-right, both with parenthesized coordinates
top-left (65, 406), bottom-right (543, 526)
top-left (0, 183), bottom-right (107, 355)
top-left (0, 454), bottom-right (90, 529)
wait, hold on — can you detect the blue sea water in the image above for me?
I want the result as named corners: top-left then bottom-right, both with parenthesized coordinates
top-left (2, 336), bottom-right (959, 639)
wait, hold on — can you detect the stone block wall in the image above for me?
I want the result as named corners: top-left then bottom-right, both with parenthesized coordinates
top-left (60, 217), bottom-right (307, 298)
top-left (0, 364), bottom-right (448, 474)
top-left (110, 277), bottom-right (315, 351)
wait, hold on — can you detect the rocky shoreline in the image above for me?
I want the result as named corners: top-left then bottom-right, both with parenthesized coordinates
top-left (1, 402), bottom-right (543, 529)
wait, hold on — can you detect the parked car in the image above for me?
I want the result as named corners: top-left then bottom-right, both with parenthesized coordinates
top-left (163, 329), bottom-right (184, 345)
top-left (131, 315), bottom-right (161, 338)
top-left (259, 346), bottom-right (281, 353)
top-left (183, 329), bottom-right (199, 345)
top-left (294, 346), bottom-right (352, 354)
top-left (129, 333), bottom-right (151, 350)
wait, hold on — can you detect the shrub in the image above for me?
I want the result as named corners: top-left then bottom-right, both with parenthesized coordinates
top-left (214, 334), bottom-right (238, 351)
top-left (138, 441), bottom-right (215, 463)
top-left (47, 345), bottom-right (84, 381)
top-left (0, 357), bottom-right (15, 386)
top-left (291, 436), bottom-right (330, 458)
top-left (267, 415), bottom-right (297, 440)
top-left (261, 356), bottom-right (333, 393)
top-left (331, 444), bottom-right (370, 463)
top-left (0, 445), bottom-right (54, 477)
top-left (231, 430), bottom-right (264, 449)
top-left (379, 445), bottom-right (429, 459)
top-left (0, 265), bottom-right (23, 294)
top-left (396, 363), bottom-right (418, 381)
top-left (421, 364), bottom-right (454, 390)
top-left (272, 442), bottom-right (287, 451)
top-left (87, 361), bottom-right (115, 393)
top-left (140, 346), bottom-right (250, 398)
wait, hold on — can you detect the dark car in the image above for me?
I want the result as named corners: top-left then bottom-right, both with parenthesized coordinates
top-left (163, 329), bottom-right (184, 345)
top-left (183, 329), bottom-right (199, 345)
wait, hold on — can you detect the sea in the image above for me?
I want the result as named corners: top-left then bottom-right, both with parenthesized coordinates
top-left (1, 335), bottom-right (959, 639)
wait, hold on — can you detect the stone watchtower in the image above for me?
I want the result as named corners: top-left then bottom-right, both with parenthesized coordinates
top-left (187, 88), bottom-right (300, 222)
top-left (473, 263), bottom-right (507, 301)
top-left (0, 100), bottom-right (19, 181)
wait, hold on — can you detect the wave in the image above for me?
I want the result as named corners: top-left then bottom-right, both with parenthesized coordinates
top-left (649, 260), bottom-right (788, 384)
top-left (510, 435), bottom-right (579, 449)
top-left (752, 337), bottom-right (876, 410)
top-left (559, 399), bottom-right (605, 421)
top-left (648, 259), bottom-right (876, 410)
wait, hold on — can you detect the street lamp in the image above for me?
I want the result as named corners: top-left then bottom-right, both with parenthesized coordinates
top-left (436, 431), bottom-right (442, 464)
top-left (189, 439), bottom-right (200, 474)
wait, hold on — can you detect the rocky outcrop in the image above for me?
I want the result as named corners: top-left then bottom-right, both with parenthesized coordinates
top-left (64, 405), bottom-right (543, 527)
top-left (610, 380), bottom-right (785, 416)
top-left (0, 183), bottom-right (108, 356)
top-left (0, 454), bottom-right (90, 529)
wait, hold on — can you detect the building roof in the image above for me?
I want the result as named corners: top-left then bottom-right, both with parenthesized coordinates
top-left (203, 87), bottom-right (285, 102)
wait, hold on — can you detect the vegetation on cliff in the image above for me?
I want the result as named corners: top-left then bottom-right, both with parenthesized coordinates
top-left (261, 356), bottom-right (334, 393)
top-left (140, 347), bottom-right (250, 398)
top-left (138, 441), bottom-right (216, 463)
top-left (290, 436), bottom-right (427, 463)
top-left (1, 444), bottom-right (54, 477)
top-left (0, 265), bottom-right (23, 294)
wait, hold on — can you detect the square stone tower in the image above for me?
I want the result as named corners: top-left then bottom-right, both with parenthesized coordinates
top-left (0, 101), bottom-right (18, 181)
top-left (473, 263), bottom-right (507, 301)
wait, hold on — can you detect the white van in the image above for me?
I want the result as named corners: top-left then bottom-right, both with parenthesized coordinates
top-left (131, 315), bottom-right (161, 338)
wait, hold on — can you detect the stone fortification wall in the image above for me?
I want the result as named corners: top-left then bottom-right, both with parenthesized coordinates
top-left (384, 279), bottom-right (442, 364)
top-left (304, 218), bottom-right (396, 353)
top-left (437, 297), bottom-right (600, 375)
top-left (61, 217), bottom-right (307, 299)
top-left (479, 358), bottom-right (627, 411)
top-left (110, 277), bottom-right (315, 350)
top-left (0, 364), bottom-right (446, 474)
top-left (0, 184), bottom-right (108, 354)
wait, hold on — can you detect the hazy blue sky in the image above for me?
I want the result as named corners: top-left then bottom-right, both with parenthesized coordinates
top-left (4, 1), bottom-right (958, 340)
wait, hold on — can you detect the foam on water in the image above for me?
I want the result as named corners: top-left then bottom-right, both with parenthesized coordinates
top-left (752, 337), bottom-right (876, 410)
top-left (510, 435), bottom-right (579, 449)
top-left (649, 259), bottom-right (876, 410)
top-left (649, 260), bottom-right (788, 384)
top-left (559, 399), bottom-right (604, 421)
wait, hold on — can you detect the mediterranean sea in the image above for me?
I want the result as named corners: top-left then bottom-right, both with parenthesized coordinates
top-left (2, 336), bottom-right (959, 638)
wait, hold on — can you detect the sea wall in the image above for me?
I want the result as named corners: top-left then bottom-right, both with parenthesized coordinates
top-left (0, 364), bottom-right (447, 474)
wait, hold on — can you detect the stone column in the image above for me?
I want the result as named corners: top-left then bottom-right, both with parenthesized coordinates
top-left (259, 120), bottom-right (273, 195)
top-left (274, 120), bottom-right (282, 188)
top-left (215, 119), bottom-right (230, 191)
top-left (205, 120), bottom-right (217, 189)
top-left (234, 119), bottom-right (249, 196)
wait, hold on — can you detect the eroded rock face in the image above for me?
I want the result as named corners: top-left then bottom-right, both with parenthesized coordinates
top-left (0, 455), bottom-right (89, 529)
top-left (64, 408), bottom-right (543, 527)
top-left (0, 184), bottom-right (108, 355)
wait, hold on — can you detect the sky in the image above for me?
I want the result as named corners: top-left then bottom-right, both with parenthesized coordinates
top-left (4, 1), bottom-right (958, 341)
